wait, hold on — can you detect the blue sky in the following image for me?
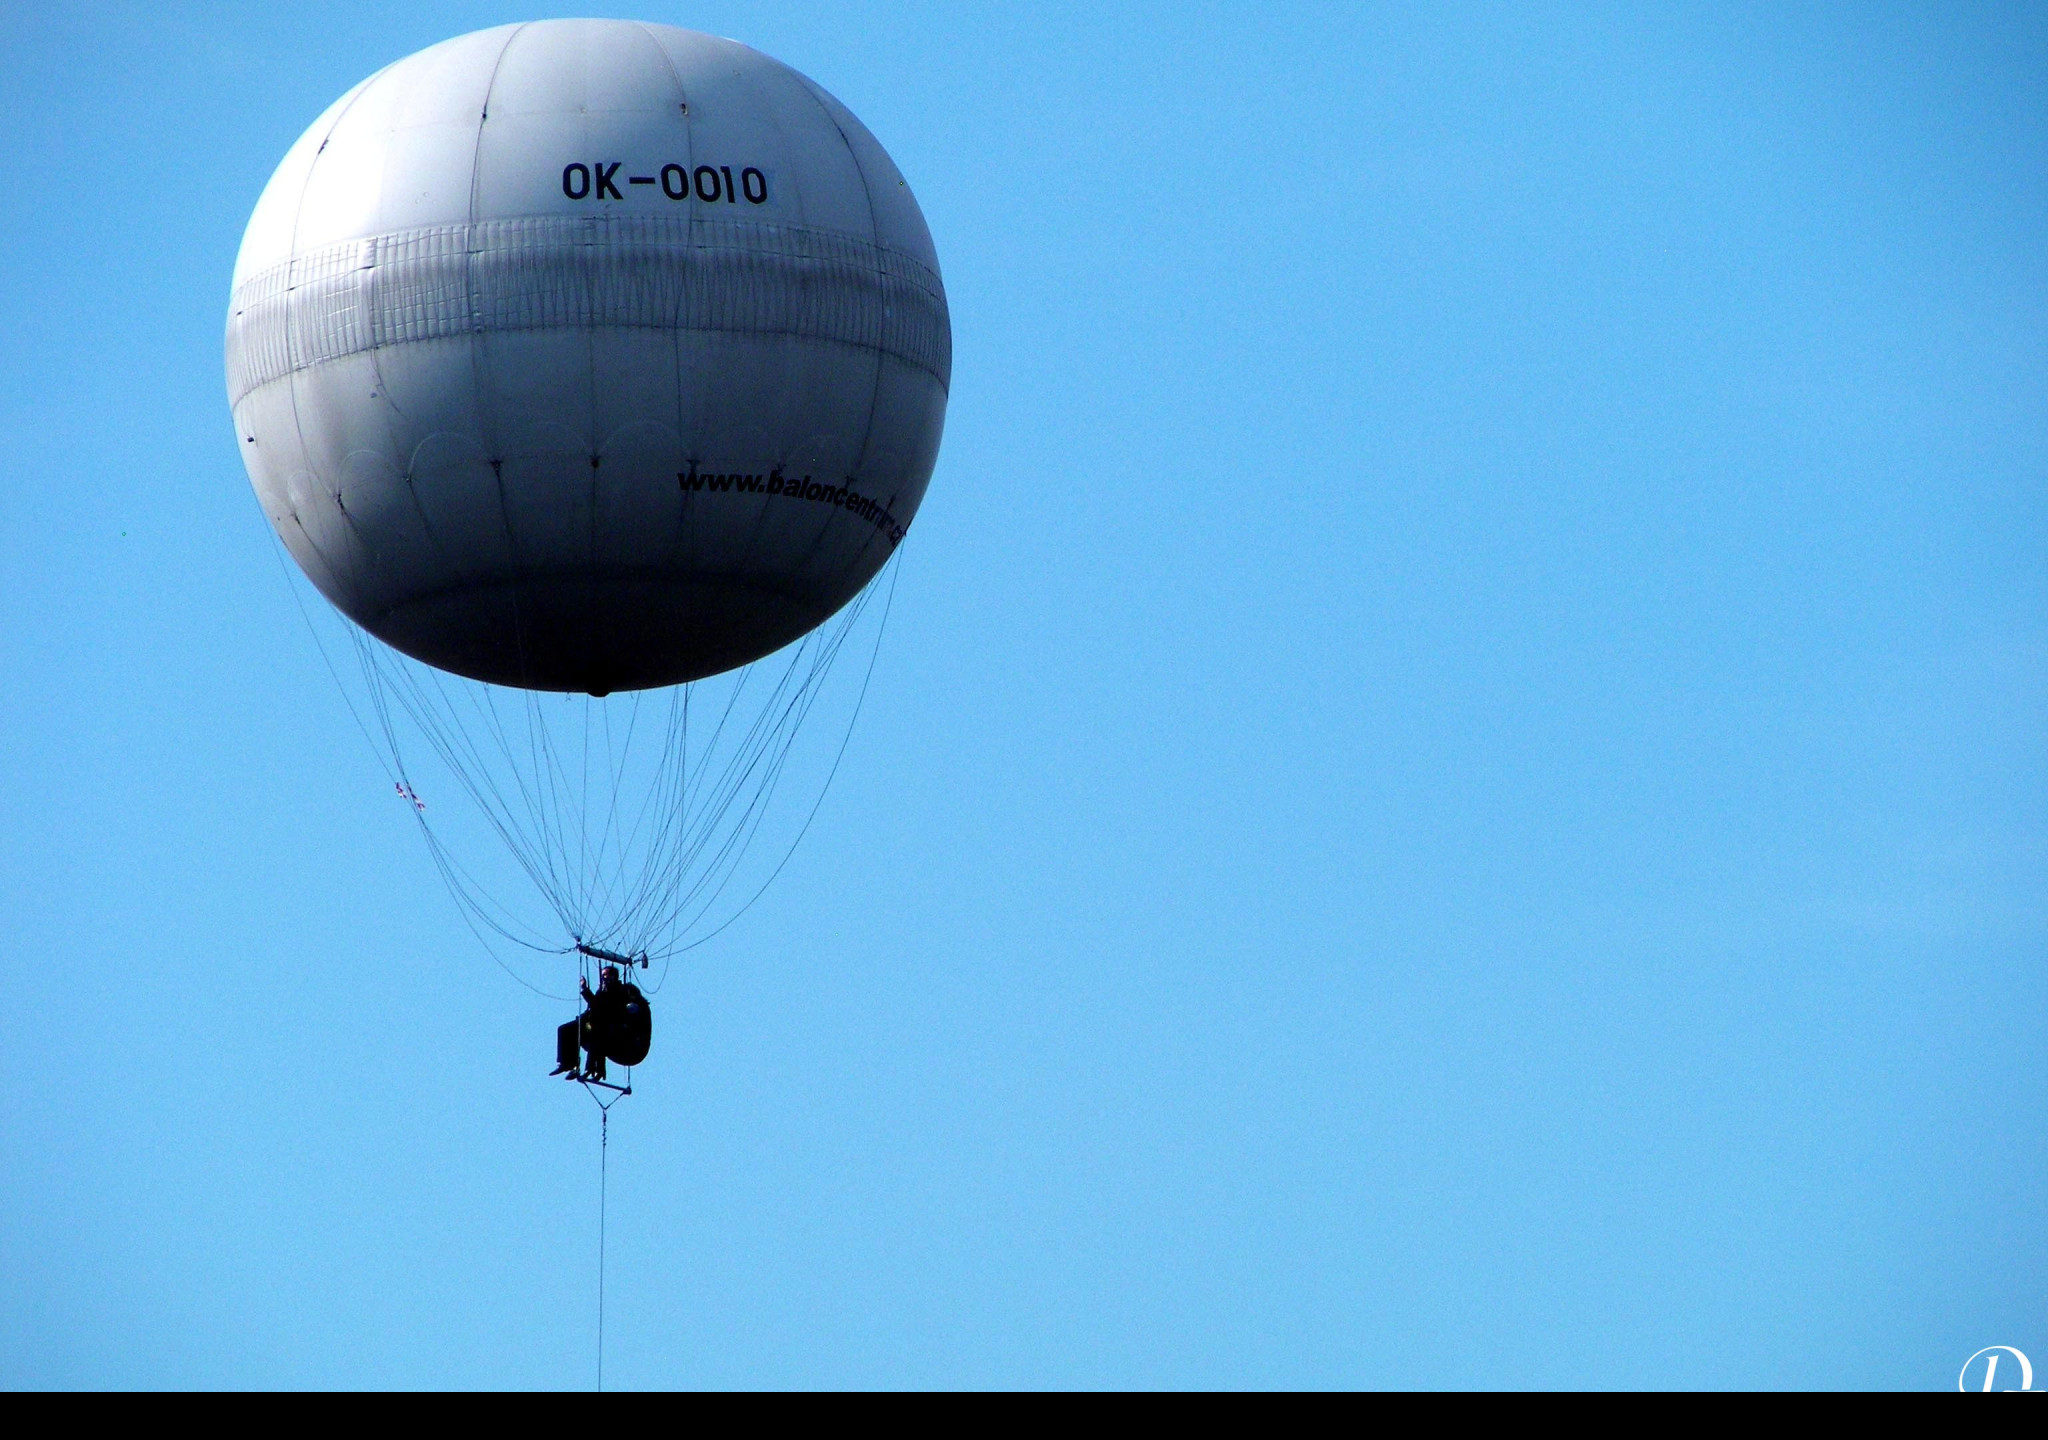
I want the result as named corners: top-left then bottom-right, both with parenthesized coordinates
top-left (1, 1), bottom-right (2043, 1389)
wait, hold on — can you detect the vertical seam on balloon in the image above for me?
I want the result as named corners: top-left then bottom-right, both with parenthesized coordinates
top-left (470, 23), bottom-right (533, 684)
top-left (359, 232), bottom-right (453, 591)
top-left (468, 23), bottom-right (526, 477)
top-left (788, 76), bottom-right (890, 594)
top-left (578, 36), bottom-right (603, 584)
top-left (745, 70), bottom-right (826, 587)
top-left (713, 99), bottom-right (807, 592)
top-left (363, 237), bottom-right (408, 494)
top-left (700, 49), bottom-right (781, 596)
top-left (281, 72), bottom-right (387, 616)
top-left (635, 23), bottom-right (698, 575)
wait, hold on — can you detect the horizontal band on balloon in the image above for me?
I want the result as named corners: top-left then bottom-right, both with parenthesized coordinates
top-left (225, 215), bottom-right (951, 407)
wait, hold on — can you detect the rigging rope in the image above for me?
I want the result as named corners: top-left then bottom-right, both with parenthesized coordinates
top-left (270, 537), bottom-right (903, 984)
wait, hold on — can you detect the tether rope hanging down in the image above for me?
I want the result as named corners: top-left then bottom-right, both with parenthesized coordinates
top-left (598, 1105), bottom-right (608, 1393)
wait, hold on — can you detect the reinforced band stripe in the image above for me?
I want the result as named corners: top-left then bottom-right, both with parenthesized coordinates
top-left (226, 214), bottom-right (951, 405)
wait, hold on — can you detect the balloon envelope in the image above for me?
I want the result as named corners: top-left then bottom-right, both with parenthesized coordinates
top-left (228, 20), bottom-right (949, 693)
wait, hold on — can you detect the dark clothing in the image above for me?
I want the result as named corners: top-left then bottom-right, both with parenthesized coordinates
top-left (579, 970), bottom-right (652, 1069)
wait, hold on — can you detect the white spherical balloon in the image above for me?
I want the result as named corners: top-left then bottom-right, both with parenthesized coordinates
top-left (228, 20), bottom-right (948, 693)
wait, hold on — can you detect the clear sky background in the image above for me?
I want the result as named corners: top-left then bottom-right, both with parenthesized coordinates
top-left (1, 1), bottom-right (2042, 1390)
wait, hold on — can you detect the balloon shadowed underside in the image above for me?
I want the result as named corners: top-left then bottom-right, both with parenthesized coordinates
top-left (228, 20), bottom-right (949, 693)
